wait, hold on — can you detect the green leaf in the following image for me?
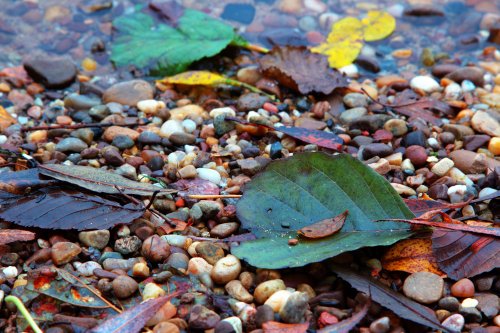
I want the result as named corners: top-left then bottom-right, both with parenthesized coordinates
top-left (231, 152), bottom-right (415, 269)
top-left (111, 9), bottom-right (243, 75)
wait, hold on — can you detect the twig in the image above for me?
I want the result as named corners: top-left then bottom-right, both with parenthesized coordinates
top-left (21, 121), bottom-right (149, 132)
top-left (187, 194), bottom-right (242, 199)
top-left (4, 295), bottom-right (43, 333)
top-left (55, 268), bottom-right (122, 313)
top-left (359, 87), bottom-right (423, 109)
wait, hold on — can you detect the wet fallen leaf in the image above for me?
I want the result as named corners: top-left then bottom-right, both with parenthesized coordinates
top-left (298, 210), bottom-right (348, 239)
top-left (259, 46), bottom-right (348, 94)
top-left (432, 230), bottom-right (499, 279)
top-left (262, 321), bottom-right (309, 333)
top-left (361, 11), bottom-right (396, 41)
top-left (0, 186), bottom-right (145, 230)
top-left (0, 168), bottom-right (57, 194)
top-left (331, 265), bottom-right (449, 332)
top-left (232, 153), bottom-right (413, 269)
top-left (0, 105), bottom-right (16, 131)
top-left (226, 116), bottom-right (344, 151)
top-left (0, 229), bottom-right (35, 245)
top-left (88, 291), bottom-right (183, 333)
top-left (317, 300), bottom-right (369, 333)
top-left (311, 17), bottom-right (364, 68)
top-left (38, 164), bottom-right (174, 197)
top-left (111, 9), bottom-right (250, 75)
top-left (158, 70), bottom-right (273, 99)
top-left (382, 238), bottom-right (445, 276)
top-left (404, 198), bottom-right (469, 217)
top-left (171, 178), bottom-right (220, 196)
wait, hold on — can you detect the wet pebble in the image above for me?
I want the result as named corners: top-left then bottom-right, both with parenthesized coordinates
top-left (211, 255), bottom-right (242, 284)
top-left (405, 145), bottom-right (428, 167)
top-left (254, 279), bottom-right (286, 304)
top-left (226, 280), bottom-right (254, 303)
top-left (362, 143), bottom-right (393, 159)
top-left (196, 242), bottom-right (225, 265)
top-left (55, 137), bottom-right (88, 153)
top-left (445, 67), bottom-right (485, 86)
top-left (189, 304), bottom-right (221, 329)
top-left (138, 131), bottom-right (162, 145)
top-left (103, 80), bottom-right (154, 106)
top-left (102, 146), bottom-right (125, 166)
top-left (112, 275), bottom-right (138, 299)
top-left (210, 222), bottom-right (239, 238)
top-left (256, 304), bottom-right (274, 327)
top-left (112, 135), bottom-right (135, 149)
top-left (384, 119), bottom-right (408, 136)
top-left (237, 93), bottom-right (269, 112)
top-left (410, 76), bottom-right (440, 93)
top-left (114, 236), bottom-right (142, 255)
top-left (471, 111), bottom-right (500, 137)
top-left (279, 291), bottom-right (309, 323)
top-left (197, 168), bottom-right (222, 184)
top-left (369, 316), bottom-right (390, 333)
top-left (442, 314), bottom-right (465, 333)
top-left (343, 93), bottom-right (368, 108)
top-left (142, 235), bottom-right (170, 263)
top-left (51, 242), bottom-right (81, 265)
top-left (75, 261), bottom-right (102, 276)
top-left (439, 297), bottom-right (461, 312)
top-left (24, 56), bottom-right (77, 88)
top-left (339, 107), bottom-right (367, 125)
top-left (78, 230), bottom-right (110, 249)
top-left (451, 278), bottom-right (475, 298)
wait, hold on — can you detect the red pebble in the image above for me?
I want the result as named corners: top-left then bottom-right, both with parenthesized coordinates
top-left (263, 102), bottom-right (278, 114)
top-left (306, 31), bottom-right (325, 44)
top-left (373, 129), bottom-right (393, 143)
top-left (451, 278), bottom-right (475, 298)
top-left (175, 197), bottom-right (185, 208)
top-left (318, 311), bottom-right (339, 328)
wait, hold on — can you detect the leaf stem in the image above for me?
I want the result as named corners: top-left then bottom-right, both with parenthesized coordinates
top-left (243, 43), bottom-right (269, 53)
top-left (4, 295), bottom-right (43, 333)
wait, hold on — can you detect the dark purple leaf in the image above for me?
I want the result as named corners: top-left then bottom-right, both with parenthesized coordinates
top-left (318, 300), bottom-right (369, 333)
top-left (275, 125), bottom-right (343, 151)
top-left (0, 186), bottom-right (144, 230)
top-left (171, 178), bottom-right (220, 196)
top-left (148, 0), bottom-right (184, 24)
top-left (0, 168), bottom-right (57, 194)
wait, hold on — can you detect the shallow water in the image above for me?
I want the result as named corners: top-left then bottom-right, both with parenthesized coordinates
top-left (0, 0), bottom-right (498, 78)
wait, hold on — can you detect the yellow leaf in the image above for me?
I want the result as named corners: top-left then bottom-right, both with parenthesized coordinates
top-left (0, 106), bottom-right (16, 131)
top-left (382, 239), bottom-right (446, 276)
top-left (158, 70), bottom-right (227, 86)
top-left (361, 11), bottom-right (396, 42)
top-left (311, 17), bottom-right (364, 68)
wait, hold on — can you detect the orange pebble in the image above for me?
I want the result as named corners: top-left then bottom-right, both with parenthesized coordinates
top-left (451, 278), bottom-right (475, 298)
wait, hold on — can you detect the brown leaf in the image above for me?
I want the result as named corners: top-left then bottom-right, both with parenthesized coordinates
top-left (262, 321), bottom-right (309, 333)
top-left (298, 210), bottom-right (348, 239)
top-left (38, 164), bottom-right (175, 197)
top-left (0, 169), bottom-right (57, 194)
top-left (0, 186), bottom-right (145, 230)
top-left (404, 198), bottom-right (469, 217)
top-left (389, 90), bottom-right (453, 125)
top-left (331, 265), bottom-right (449, 332)
top-left (259, 46), bottom-right (348, 95)
top-left (0, 106), bottom-right (16, 131)
top-left (0, 229), bottom-right (35, 245)
top-left (318, 300), bottom-right (369, 333)
top-left (88, 291), bottom-right (182, 333)
top-left (382, 238), bottom-right (445, 276)
top-left (432, 230), bottom-right (499, 279)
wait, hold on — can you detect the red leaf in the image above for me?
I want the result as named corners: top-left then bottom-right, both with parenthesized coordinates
top-left (0, 229), bottom-right (35, 245)
top-left (432, 230), bottom-right (499, 279)
top-left (298, 210), bottom-right (348, 239)
top-left (88, 291), bottom-right (182, 333)
top-left (318, 300), bottom-right (369, 333)
top-left (262, 321), bottom-right (309, 333)
top-left (404, 198), bottom-right (469, 217)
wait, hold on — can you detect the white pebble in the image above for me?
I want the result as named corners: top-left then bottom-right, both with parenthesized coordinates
top-left (431, 158), bottom-right (454, 176)
top-left (479, 187), bottom-right (497, 199)
top-left (75, 261), bottom-right (102, 276)
top-left (143, 282), bottom-right (166, 300)
top-left (461, 205), bottom-right (475, 217)
top-left (168, 151), bottom-right (186, 165)
top-left (2, 266), bottom-right (18, 279)
top-left (461, 298), bottom-right (478, 308)
top-left (246, 111), bottom-right (262, 122)
top-left (0, 135), bottom-right (7, 145)
top-left (387, 4), bottom-right (405, 17)
top-left (442, 314), bottom-right (464, 332)
top-left (461, 80), bottom-right (475, 92)
top-left (448, 167), bottom-right (473, 186)
top-left (401, 158), bottom-right (415, 172)
top-left (410, 76), bottom-right (441, 93)
top-left (339, 64), bottom-right (359, 78)
top-left (160, 119), bottom-right (184, 138)
top-left (209, 107), bottom-right (236, 119)
top-left (197, 168), bottom-right (221, 185)
top-left (182, 119), bottom-right (197, 133)
top-left (448, 185), bottom-right (468, 203)
top-left (444, 82), bottom-right (462, 100)
top-left (427, 137), bottom-right (440, 149)
top-left (137, 100), bottom-right (165, 115)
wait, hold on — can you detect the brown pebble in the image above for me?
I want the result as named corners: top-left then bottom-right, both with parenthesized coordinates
top-left (451, 278), bottom-right (475, 298)
top-left (112, 275), bottom-right (138, 299)
top-left (51, 242), bottom-right (81, 265)
top-left (288, 238), bottom-right (299, 246)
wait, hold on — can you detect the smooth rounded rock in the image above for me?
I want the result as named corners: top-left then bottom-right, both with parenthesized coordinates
top-left (196, 242), bottom-right (225, 265)
top-left (405, 145), bottom-right (428, 167)
top-left (189, 304), bottom-right (221, 329)
top-left (451, 278), bottom-right (475, 298)
top-left (55, 137), bottom-right (88, 153)
top-left (211, 255), bottom-right (241, 285)
top-left (112, 275), bottom-right (138, 299)
top-left (410, 76), bottom-right (440, 93)
top-left (103, 80), bottom-right (154, 106)
top-left (210, 222), bottom-right (239, 238)
top-left (279, 291), bottom-right (309, 323)
top-left (24, 56), bottom-right (77, 88)
top-left (254, 279), bottom-right (286, 304)
top-left (79, 230), bottom-right (110, 249)
top-left (442, 314), bottom-right (464, 333)
top-left (264, 289), bottom-right (291, 312)
top-left (225, 280), bottom-right (254, 303)
top-left (403, 272), bottom-right (444, 304)
top-left (142, 235), bottom-right (170, 263)
top-left (51, 242), bottom-right (81, 265)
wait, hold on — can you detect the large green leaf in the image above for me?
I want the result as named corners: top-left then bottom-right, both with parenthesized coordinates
top-left (231, 152), bottom-right (415, 268)
top-left (111, 9), bottom-right (245, 75)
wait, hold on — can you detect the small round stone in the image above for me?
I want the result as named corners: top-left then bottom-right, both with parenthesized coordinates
top-left (211, 255), bottom-right (241, 285)
top-left (142, 235), bottom-right (170, 263)
top-left (384, 119), bottom-right (408, 137)
top-left (112, 275), bottom-right (138, 299)
top-left (279, 291), bottom-right (309, 323)
top-left (254, 279), bottom-right (286, 304)
top-left (369, 316), bottom-right (390, 333)
top-left (225, 280), bottom-right (254, 303)
top-left (442, 314), bottom-right (464, 333)
top-left (51, 242), bottom-right (82, 265)
top-left (403, 272), bottom-right (444, 304)
top-left (451, 278), bottom-right (475, 298)
top-left (79, 230), bottom-right (110, 250)
top-left (143, 282), bottom-right (166, 300)
top-left (405, 145), bottom-right (428, 167)
top-left (114, 236), bottom-right (142, 255)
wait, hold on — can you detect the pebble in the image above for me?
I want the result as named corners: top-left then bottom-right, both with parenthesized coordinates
top-left (51, 242), bottom-right (82, 265)
top-left (461, 298), bottom-right (479, 308)
top-left (450, 150), bottom-right (500, 174)
top-left (384, 119), bottom-right (408, 136)
top-left (403, 272), bottom-right (444, 304)
top-left (23, 56), bottom-right (77, 88)
top-left (464, 135), bottom-right (490, 151)
top-left (166, 253), bottom-right (189, 272)
top-left (343, 93), bottom-right (368, 108)
top-left (237, 93), bottom-right (270, 112)
top-left (339, 107), bottom-right (368, 125)
top-left (188, 257), bottom-right (213, 275)
top-left (264, 289), bottom-right (292, 312)
top-left (143, 282), bottom-right (166, 300)
top-left (256, 304), bottom-right (274, 328)
top-left (442, 314), bottom-right (465, 333)
top-left (147, 301), bottom-right (177, 326)
top-left (137, 100), bottom-right (165, 115)
top-left (142, 235), bottom-right (170, 263)
top-left (410, 76), bottom-right (441, 93)
top-left (362, 143), bottom-right (393, 160)
top-left (445, 67), bottom-right (485, 86)
top-left (448, 185), bottom-right (468, 203)
top-left (431, 158), bottom-right (454, 177)
top-left (215, 316), bottom-right (243, 333)
top-left (211, 255), bottom-right (242, 285)
top-left (439, 297), bottom-right (461, 312)
top-left (225, 280), bottom-right (254, 303)
top-left (114, 236), bottom-right (142, 255)
top-left (391, 183), bottom-right (416, 196)
top-left (160, 120), bottom-right (185, 138)
top-left (279, 291), bottom-right (309, 323)
top-left (112, 135), bottom-right (135, 150)
top-left (112, 275), bottom-right (138, 299)
top-left (254, 279), bottom-right (286, 304)
top-left (475, 293), bottom-right (499, 318)
top-left (103, 126), bottom-right (140, 142)
top-left (189, 304), bottom-right (221, 329)
top-left (471, 111), bottom-right (500, 137)
top-left (169, 132), bottom-right (196, 146)
top-left (138, 131), bottom-right (162, 145)
top-left (102, 146), bottom-right (125, 166)
top-left (405, 145), bottom-right (428, 167)
top-left (75, 261), bottom-right (101, 276)
top-left (210, 222), bottom-right (239, 238)
top-left (402, 131), bottom-right (427, 147)
top-left (153, 322), bottom-right (179, 333)
top-left (2, 266), bottom-right (18, 279)
top-left (78, 230), bottom-right (110, 249)
top-left (488, 137), bottom-right (500, 155)
top-left (197, 168), bottom-right (222, 185)
top-left (369, 316), bottom-right (390, 333)
top-left (451, 278), bottom-right (475, 298)
top-left (64, 93), bottom-right (101, 111)
top-left (460, 306), bottom-right (482, 322)
top-left (169, 104), bottom-right (205, 120)
top-left (196, 242), bottom-right (225, 265)
top-left (103, 80), bottom-right (154, 106)
top-left (55, 137), bottom-right (88, 153)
